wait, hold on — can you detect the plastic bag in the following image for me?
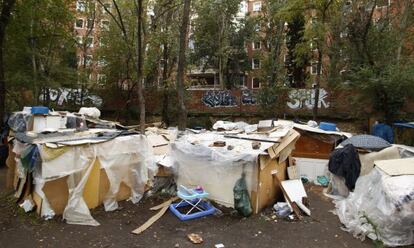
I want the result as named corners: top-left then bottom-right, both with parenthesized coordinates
top-left (233, 173), bottom-right (252, 217)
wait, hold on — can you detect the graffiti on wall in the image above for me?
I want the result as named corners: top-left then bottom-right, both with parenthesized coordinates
top-left (39, 88), bottom-right (103, 107)
top-left (241, 90), bottom-right (257, 105)
top-left (201, 90), bottom-right (237, 108)
top-left (287, 88), bottom-right (330, 110)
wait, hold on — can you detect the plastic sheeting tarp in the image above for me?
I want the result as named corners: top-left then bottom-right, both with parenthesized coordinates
top-left (170, 132), bottom-right (277, 207)
top-left (294, 123), bottom-right (352, 138)
top-left (335, 167), bottom-right (414, 246)
top-left (29, 135), bottom-right (154, 226)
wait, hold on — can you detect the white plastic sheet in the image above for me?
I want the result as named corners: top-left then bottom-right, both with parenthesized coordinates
top-left (335, 167), bottom-right (414, 246)
top-left (31, 135), bottom-right (155, 226)
top-left (170, 132), bottom-right (270, 207)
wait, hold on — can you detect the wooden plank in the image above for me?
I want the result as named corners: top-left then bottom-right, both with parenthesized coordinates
top-left (131, 198), bottom-right (176, 235)
top-left (271, 130), bottom-right (300, 157)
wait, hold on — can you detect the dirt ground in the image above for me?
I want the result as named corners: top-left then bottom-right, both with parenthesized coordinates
top-left (0, 166), bottom-right (373, 248)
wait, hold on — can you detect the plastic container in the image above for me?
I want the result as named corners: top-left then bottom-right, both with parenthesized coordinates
top-left (319, 122), bottom-right (337, 131)
top-left (31, 106), bottom-right (49, 115)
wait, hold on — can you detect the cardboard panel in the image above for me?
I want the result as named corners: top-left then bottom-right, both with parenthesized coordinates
top-left (6, 143), bottom-right (16, 189)
top-left (83, 160), bottom-right (101, 209)
top-left (253, 155), bottom-right (287, 214)
top-left (99, 169), bottom-right (131, 203)
top-left (42, 176), bottom-right (69, 215)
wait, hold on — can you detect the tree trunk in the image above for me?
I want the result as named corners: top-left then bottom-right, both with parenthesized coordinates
top-left (136, 0), bottom-right (145, 133)
top-left (0, 0), bottom-right (16, 126)
top-left (176, 0), bottom-right (191, 130)
top-left (313, 49), bottom-right (322, 121)
top-left (161, 43), bottom-right (170, 126)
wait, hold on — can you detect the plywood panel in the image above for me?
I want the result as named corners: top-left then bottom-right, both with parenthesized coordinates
top-left (292, 133), bottom-right (334, 159)
top-left (253, 155), bottom-right (287, 214)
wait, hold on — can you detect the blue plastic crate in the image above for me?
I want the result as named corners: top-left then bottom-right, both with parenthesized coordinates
top-left (31, 106), bottom-right (49, 115)
top-left (320, 122), bottom-right (337, 131)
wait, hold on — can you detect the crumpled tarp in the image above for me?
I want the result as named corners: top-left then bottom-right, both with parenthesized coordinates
top-left (335, 167), bottom-right (414, 247)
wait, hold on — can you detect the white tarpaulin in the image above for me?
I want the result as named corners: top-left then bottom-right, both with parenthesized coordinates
top-left (335, 163), bottom-right (414, 246)
top-left (170, 131), bottom-right (283, 207)
top-left (30, 135), bottom-right (155, 226)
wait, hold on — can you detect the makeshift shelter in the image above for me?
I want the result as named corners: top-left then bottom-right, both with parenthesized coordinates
top-left (167, 122), bottom-right (300, 214)
top-left (6, 108), bottom-right (155, 226)
top-left (335, 158), bottom-right (414, 246)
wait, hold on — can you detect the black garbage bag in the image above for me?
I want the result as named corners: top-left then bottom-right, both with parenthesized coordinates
top-left (233, 173), bottom-right (252, 217)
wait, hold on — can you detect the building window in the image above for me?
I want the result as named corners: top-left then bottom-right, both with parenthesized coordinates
top-left (76, 36), bottom-right (83, 45)
top-left (75, 19), bottom-right (84, 29)
top-left (98, 58), bottom-right (107, 67)
top-left (100, 20), bottom-right (110, 31)
top-left (76, 0), bottom-right (86, 12)
top-left (86, 19), bottom-right (94, 29)
top-left (311, 62), bottom-right (319, 75)
top-left (252, 58), bottom-right (261, 69)
top-left (252, 78), bottom-right (261, 89)
top-left (253, 41), bottom-right (261, 50)
top-left (86, 36), bottom-right (94, 48)
top-left (85, 55), bottom-right (93, 66)
top-left (98, 37), bottom-right (105, 47)
top-left (253, 1), bottom-right (262, 12)
top-left (97, 74), bottom-right (107, 84)
top-left (101, 2), bottom-right (112, 13)
top-left (310, 38), bottom-right (318, 51)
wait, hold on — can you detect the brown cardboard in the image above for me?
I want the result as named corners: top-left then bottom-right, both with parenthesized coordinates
top-left (6, 143), bottom-right (16, 189)
top-left (251, 155), bottom-right (287, 214)
top-left (42, 176), bottom-right (69, 215)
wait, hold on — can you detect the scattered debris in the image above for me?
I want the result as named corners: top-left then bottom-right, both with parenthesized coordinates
top-left (187, 233), bottom-right (203, 244)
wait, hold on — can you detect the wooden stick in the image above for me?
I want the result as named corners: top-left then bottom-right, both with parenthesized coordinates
top-left (223, 135), bottom-right (280, 144)
top-left (131, 197), bottom-right (176, 235)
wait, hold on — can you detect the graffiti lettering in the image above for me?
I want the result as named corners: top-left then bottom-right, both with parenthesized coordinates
top-left (241, 90), bottom-right (257, 105)
top-left (39, 88), bottom-right (103, 107)
top-left (201, 90), bottom-right (237, 108)
top-left (287, 88), bottom-right (329, 110)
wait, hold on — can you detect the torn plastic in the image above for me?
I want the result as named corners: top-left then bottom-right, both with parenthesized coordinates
top-left (19, 198), bottom-right (35, 212)
top-left (98, 135), bottom-right (154, 211)
top-left (335, 168), bottom-right (414, 246)
top-left (64, 154), bottom-right (100, 226)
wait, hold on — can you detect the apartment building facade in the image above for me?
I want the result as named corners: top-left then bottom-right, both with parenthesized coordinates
top-left (73, 0), bottom-right (110, 86)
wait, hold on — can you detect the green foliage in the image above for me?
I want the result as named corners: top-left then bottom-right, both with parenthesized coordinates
top-left (256, 83), bottom-right (289, 117)
top-left (190, 0), bottom-right (247, 88)
top-left (342, 1), bottom-right (414, 122)
top-left (5, 0), bottom-right (77, 108)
